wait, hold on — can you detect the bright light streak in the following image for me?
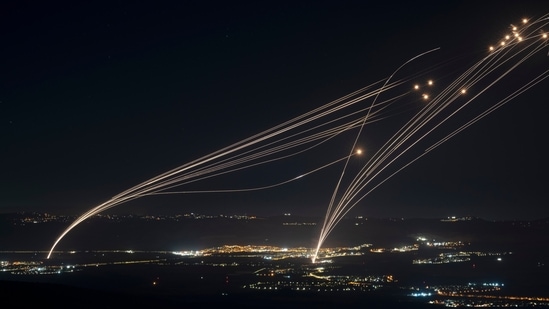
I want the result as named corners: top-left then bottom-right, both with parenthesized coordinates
top-left (311, 13), bottom-right (549, 262)
top-left (47, 13), bottom-right (549, 261)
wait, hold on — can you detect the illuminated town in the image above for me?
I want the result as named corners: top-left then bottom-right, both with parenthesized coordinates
top-left (3, 2), bottom-right (549, 308)
top-left (2, 212), bottom-right (549, 307)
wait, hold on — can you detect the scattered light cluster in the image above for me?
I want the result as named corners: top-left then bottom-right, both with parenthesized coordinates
top-left (434, 282), bottom-right (504, 295)
top-left (171, 244), bottom-right (370, 261)
top-left (413, 252), bottom-right (471, 264)
top-left (413, 79), bottom-right (435, 101)
top-left (245, 273), bottom-right (394, 292)
top-left (429, 298), bottom-right (549, 308)
top-left (413, 251), bottom-right (512, 265)
top-left (0, 260), bottom-right (74, 275)
top-left (424, 240), bottom-right (466, 248)
top-left (282, 221), bottom-right (317, 226)
top-left (440, 216), bottom-right (473, 222)
top-left (488, 17), bottom-right (548, 52)
top-left (11, 213), bottom-right (73, 225)
top-left (9, 212), bottom-right (260, 226)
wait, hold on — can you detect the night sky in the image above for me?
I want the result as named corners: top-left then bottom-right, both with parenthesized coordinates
top-left (2, 1), bottom-right (548, 220)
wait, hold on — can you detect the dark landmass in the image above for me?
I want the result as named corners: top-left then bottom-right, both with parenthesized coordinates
top-left (1, 213), bottom-right (548, 251)
top-left (0, 279), bottom-right (435, 308)
top-left (1, 213), bottom-right (548, 308)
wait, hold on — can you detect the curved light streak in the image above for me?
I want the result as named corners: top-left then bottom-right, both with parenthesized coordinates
top-left (48, 13), bottom-right (549, 260)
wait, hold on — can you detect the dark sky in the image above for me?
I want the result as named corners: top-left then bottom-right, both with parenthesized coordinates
top-left (2, 1), bottom-right (548, 220)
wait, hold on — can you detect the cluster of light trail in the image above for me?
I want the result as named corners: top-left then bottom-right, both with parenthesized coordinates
top-left (48, 13), bottom-right (549, 260)
top-left (46, 73), bottom-right (417, 259)
top-left (312, 14), bottom-right (549, 262)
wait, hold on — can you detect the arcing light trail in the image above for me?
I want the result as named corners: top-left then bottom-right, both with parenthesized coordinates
top-left (46, 77), bottom-right (409, 259)
top-left (321, 47), bottom-right (441, 260)
top-left (47, 14), bottom-right (548, 260)
top-left (312, 14), bottom-right (549, 262)
top-left (144, 151), bottom-right (362, 195)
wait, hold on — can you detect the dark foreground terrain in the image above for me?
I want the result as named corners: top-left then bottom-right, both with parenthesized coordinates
top-left (1, 280), bottom-right (434, 308)
top-left (2, 214), bottom-right (548, 308)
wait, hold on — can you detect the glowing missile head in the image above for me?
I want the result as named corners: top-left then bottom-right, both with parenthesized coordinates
top-left (427, 80), bottom-right (433, 86)
top-left (522, 18), bottom-right (528, 24)
top-left (356, 149), bottom-right (363, 155)
top-left (414, 84), bottom-right (419, 90)
top-left (489, 46), bottom-right (494, 51)
top-left (500, 41), bottom-right (505, 46)
top-left (542, 33), bottom-right (547, 39)
top-left (512, 25), bottom-right (517, 31)
top-left (461, 89), bottom-right (467, 94)
top-left (505, 35), bottom-right (510, 40)
top-left (422, 94), bottom-right (429, 100)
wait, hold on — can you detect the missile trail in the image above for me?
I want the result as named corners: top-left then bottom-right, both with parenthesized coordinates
top-left (312, 14), bottom-right (549, 262)
top-left (48, 13), bottom-right (549, 260)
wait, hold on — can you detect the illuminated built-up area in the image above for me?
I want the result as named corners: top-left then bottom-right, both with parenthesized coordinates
top-left (2, 212), bottom-right (549, 307)
top-left (2, 239), bottom-right (549, 307)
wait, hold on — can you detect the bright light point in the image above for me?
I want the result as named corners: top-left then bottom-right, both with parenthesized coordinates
top-left (522, 18), bottom-right (528, 24)
top-left (518, 36), bottom-right (523, 41)
top-left (512, 26), bottom-right (517, 31)
top-left (44, 13), bottom-right (549, 263)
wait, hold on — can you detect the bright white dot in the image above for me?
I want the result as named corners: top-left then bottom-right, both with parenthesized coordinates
top-left (543, 33), bottom-right (548, 39)
top-left (422, 94), bottom-right (429, 100)
top-left (489, 46), bottom-right (494, 51)
top-left (461, 89), bottom-right (466, 94)
top-left (500, 41), bottom-right (505, 46)
top-left (356, 149), bottom-right (362, 155)
top-left (522, 18), bottom-right (528, 24)
top-left (427, 80), bottom-right (433, 85)
top-left (414, 84), bottom-right (419, 90)
top-left (505, 35), bottom-right (510, 40)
